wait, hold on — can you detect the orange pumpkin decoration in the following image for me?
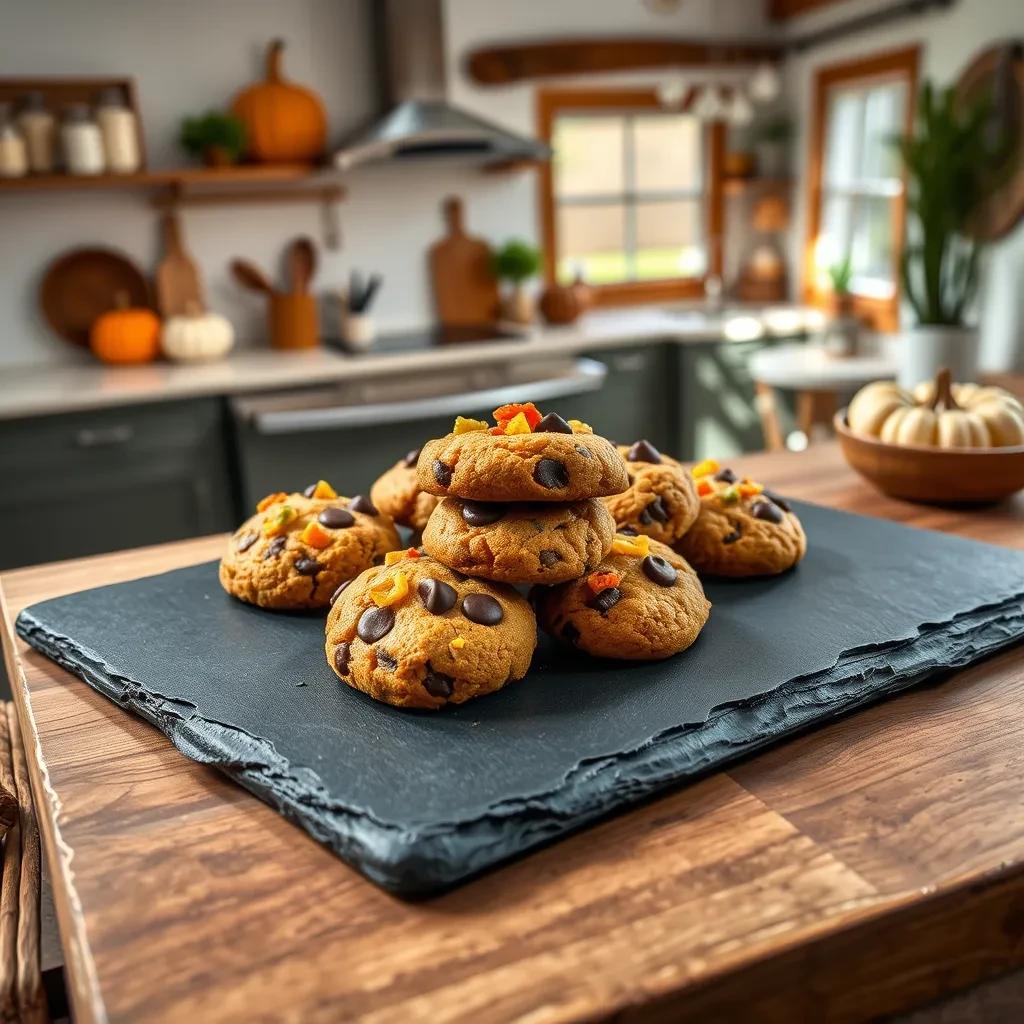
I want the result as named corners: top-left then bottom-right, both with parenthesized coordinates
top-left (90, 297), bottom-right (161, 365)
top-left (230, 39), bottom-right (327, 163)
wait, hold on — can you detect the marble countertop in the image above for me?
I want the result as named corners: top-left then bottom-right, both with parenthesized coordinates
top-left (0, 304), bottom-right (822, 422)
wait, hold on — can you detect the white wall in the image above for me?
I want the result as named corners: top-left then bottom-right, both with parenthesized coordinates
top-left (782, 0), bottom-right (1024, 371)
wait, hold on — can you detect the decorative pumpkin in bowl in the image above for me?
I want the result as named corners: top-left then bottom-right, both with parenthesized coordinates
top-left (836, 368), bottom-right (1024, 504)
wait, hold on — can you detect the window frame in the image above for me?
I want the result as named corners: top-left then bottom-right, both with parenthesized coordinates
top-left (803, 46), bottom-right (920, 330)
top-left (537, 88), bottom-right (725, 308)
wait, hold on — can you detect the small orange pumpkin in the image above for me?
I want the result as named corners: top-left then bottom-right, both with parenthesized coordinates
top-left (231, 39), bottom-right (327, 163)
top-left (90, 297), bottom-right (161, 365)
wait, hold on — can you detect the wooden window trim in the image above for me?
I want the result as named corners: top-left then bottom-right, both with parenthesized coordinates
top-left (768, 0), bottom-right (852, 21)
top-left (802, 45), bottom-right (920, 331)
top-left (537, 87), bottom-right (724, 308)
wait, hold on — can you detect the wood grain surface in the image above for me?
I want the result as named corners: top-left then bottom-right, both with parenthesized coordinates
top-left (2, 443), bottom-right (1024, 1024)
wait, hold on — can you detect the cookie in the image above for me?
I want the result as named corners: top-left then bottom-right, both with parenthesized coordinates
top-left (219, 482), bottom-right (401, 609)
top-left (416, 404), bottom-right (628, 502)
top-left (421, 497), bottom-right (616, 585)
top-left (370, 447), bottom-right (442, 532)
top-left (602, 440), bottom-right (700, 545)
top-left (533, 534), bottom-right (710, 660)
top-left (672, 460), bottom-right (806, 577)
top-left (325, 551), bottom-right (537, 709)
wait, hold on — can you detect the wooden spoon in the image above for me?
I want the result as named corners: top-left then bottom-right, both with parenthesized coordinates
top-left (289, 237), bottom-right (317, 294)
top-left (230, 259), bottom-right (275, 296)
top-left (156, 212), bottom-right (204, 318)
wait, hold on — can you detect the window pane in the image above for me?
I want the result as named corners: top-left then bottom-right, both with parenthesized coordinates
top-left (849, 195), bottom-right (896, 296)
top-left (861, 81), bottom-right (905, 183)
top-left (816, 193), bottom-right (854, 273)
top-left (634, 200), bottom-right (706, 279)
top-left (556, 203), bottom-right (626, 284)
top-left (633, 115), bottom-right (703, 192)
top-left (553, 117), bottom-right (624, 198)
top-left (823, 89), bottom-right (863, 188)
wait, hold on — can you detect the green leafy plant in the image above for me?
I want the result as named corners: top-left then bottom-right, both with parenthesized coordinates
top-left (754, 115), bottom-right (792, 144)
top-left (179, 111), bottom-right (247, 165)
top-left (492, 240), bottom-right (541, 284)
top-left (827, 254), bottom-right (853, 296)
top-left (897, 81), bottom-right (1002, 326)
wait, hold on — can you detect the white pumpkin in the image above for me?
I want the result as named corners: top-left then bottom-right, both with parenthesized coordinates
top-left (848, 368), bottom-right (1024, 449)
top-left (161, 311), bottom-right (235, 363)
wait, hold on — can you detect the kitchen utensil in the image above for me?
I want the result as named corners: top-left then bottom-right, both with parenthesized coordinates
top-left (288, 236), bottom-right (316, 294)
top-left (39, 247), bottom-right (151, 347)
top-left (156, 211), bottom-right (204, 318)
top-left (18, 502), bottom-right (1024, 896)
top-left (428, 196), bottom-right (499, 331)
top-left (835, 410), bottom-right (1024, 504)
top-left (269, 293), bottom-right (317, 349)
top-left (343, 269), bottom-right (382, 314)
top-left (230, 258), bottom-right (275, 295)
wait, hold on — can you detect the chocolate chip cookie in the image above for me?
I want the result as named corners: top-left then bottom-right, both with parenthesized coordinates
top-left (534, 534), bottom-right (711, 660)
top-left (601, 440), bottom-right (700, 545)
top-left (673, 460), bottom-right (806, 577)
top-left (370, 447), bottom-right (441, 532)
top-left (325, 551), bottom-right (537, 709)
top-left (421, 497), bottom-right (616, 584)
top-left (220, 484), bottom-right (401, 610)
top-left (417, 422), bottom-right (627, 502)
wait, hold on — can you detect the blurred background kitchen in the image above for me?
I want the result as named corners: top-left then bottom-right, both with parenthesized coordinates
top-left (0, 0), bottom-right (1021, 574)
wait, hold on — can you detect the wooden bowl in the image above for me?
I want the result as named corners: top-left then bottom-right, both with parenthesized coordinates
top-left (835, 410), bottom-right (1024, 505)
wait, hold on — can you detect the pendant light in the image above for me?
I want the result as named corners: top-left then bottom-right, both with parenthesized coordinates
top-left (749, 61), bottom-right (781, 103)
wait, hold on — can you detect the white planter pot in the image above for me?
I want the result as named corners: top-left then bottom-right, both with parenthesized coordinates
top-left (898, 326), bottom-right (978, 389)
top-left (341, 312), bottom-right (375, 350)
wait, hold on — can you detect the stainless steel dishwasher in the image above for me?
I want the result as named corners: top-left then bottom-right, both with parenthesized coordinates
top-left (229, 356), bottom-right (607, 507)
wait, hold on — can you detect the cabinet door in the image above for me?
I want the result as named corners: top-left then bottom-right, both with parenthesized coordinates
top-left (0, 399), bottom-right (235, 569)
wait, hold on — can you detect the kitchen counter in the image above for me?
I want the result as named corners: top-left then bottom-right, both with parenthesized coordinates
top-left (0, 305), bottom-right (818, 421)
top-left (4, 442), bottom-right (1023, 1023)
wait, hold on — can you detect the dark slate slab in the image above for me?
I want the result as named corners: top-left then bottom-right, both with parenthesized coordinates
top-left (16, 502), bottom-right (1024, 897)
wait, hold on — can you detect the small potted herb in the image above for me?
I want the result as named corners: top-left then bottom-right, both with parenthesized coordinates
top-left (492, 239), bottom-right (541, 324)
top-left (179, 111), bottom-right (247, 167)
top-left (827, 255), bottom-right (854, 317)
top-left (753, 115), bottom-right (792, 178)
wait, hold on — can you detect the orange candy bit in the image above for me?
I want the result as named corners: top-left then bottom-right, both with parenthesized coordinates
top-left (691, 459), bottom-right (720, 479)
top-left (568, 419), bottom-right (592, 434)
top-left (449, 636), bottom-right (467, 654)
top-left (696, 479), bottom-right (714, 497)
top-left (453, 416), bottom-right (488, 435)
top-left (737, 482), bottom-right (764, 498)
top-left (489, 425), bottom-right (506, 435)
top-left (257, 491), bottom-right (288, 512)
top-left (586, 571), bottom-right (622, 595)
top-left (493, 402), bottom-right (542, 429)
top-left (610, 533), bottom-right (651, 557)
top-left (262, 505), bottom-right (297, 536)
top-left (502, 411), bottom-right (532, 435)
top-left (370, 571), bottom-right (410, 607)
top-left (299, 521), bottom-right (331, 549)
top-left (310, 480), bottom-right (337, 500)
top-left (384, 547), bottom-right (421, 566)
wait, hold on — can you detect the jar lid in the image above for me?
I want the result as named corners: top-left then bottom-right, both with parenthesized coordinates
top-left (18, 90), bottom-right (47, 112)
top-left (63, 102), bottom-right (92, 123)
top-left (95, 87), bottom-right (126, 108)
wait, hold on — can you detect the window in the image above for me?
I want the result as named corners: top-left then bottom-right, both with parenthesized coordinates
top-left (538, 89), bottom-right (724, 306)
top-left (804, 47), bottom-right (919, 329)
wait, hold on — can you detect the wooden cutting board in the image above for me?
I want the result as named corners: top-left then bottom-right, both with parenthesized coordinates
top-left (156, 212), bottom-right (204, 318)
top-left (428, 196), bottom-right (499, 330)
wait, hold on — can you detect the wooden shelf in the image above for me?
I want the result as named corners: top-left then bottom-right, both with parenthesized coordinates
top-left (723, 177), bottom-right (794, 196)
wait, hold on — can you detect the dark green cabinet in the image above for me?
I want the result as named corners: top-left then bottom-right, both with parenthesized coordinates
top-left (0, 399), bottom-right (236, 570)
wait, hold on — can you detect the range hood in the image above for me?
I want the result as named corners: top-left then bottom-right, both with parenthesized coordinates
top-left (333, 0), bottom-right (550, 171)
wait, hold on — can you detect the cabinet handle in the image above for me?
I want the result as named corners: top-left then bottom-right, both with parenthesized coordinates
top-left (74, 424), bottom-right (135, 448)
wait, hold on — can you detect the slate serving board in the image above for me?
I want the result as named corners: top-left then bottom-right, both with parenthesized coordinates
top-left (16, 502), bottom-right (1024, 898)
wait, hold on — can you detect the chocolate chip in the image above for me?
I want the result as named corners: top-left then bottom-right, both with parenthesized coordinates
top-left (417, 578), bottom-right (457, 614)
top-left (236, 530), bottom-right (258, 553)
top-left (402, 447), bottom-right (421, 468)
top-left (432, 460), bottom-right (452, 488)
top-left (263, 536), bottom-right (287, 560)
top-left (376, 650), bottom-right (397, 671)
top-left (589, 587), bottom-right (621, 614)
top-left (574, 444), bottom-right (593, 459)
top-left (295, 557), bottom-right (321, 576)
top-left (318, 507), bottom-right (355, 529)
top-left (646, 496), bottom-right (669, 523)
top-left (723, 523), bottom-right (742, 544)
top-left (348, 494), bottom-right (378, 516)
top-left (641, 555), bottom-right (678, 587)
top-left (534, 412), bottom-right (573, 434)
top-left (422, 667), bottom-right (454, 699)
top-left (762, 489), bottom-right (791, 513)
top-left (714, 467), bottom-right (737, 484)
top-left (619, 526), bottom-right (639, 536)
top-left (333, 642), bottom-right (351, 676)
top-left (534, 458), bottom-right (569, 489)
top-left (357, 606), bottom-right (395, 643)
top-left (303, 483), bottom-right (318, 498)
top-left (627, 440), bottom-right (662, 464)
top-left (462, 593), bottom-right (504, 625)
top-left (751, 499), bottom-right (784, 524)
top-left (562, 622), bottom-right (581, 646)
top-left (539, 549), bottom-right (561, 568)
top-left (330, 579), bottom-right (353, 605)
top-left (461, 501), bottom-right (504, 527)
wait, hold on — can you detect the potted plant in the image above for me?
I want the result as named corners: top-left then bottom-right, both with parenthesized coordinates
top-left (753, 115), bottom-right (792, 178)
top-left (896, 81), bottom-right (1002, 388)
top-left (493, 240), bottom-right (541, 324)
top-left (826, 255), bottom-right (854, 317)
top-left (179, 111), bottom-right (247, 167)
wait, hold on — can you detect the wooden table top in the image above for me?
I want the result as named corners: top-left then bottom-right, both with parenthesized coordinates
top-left (2, 442), bottom-right (1023, 1024)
